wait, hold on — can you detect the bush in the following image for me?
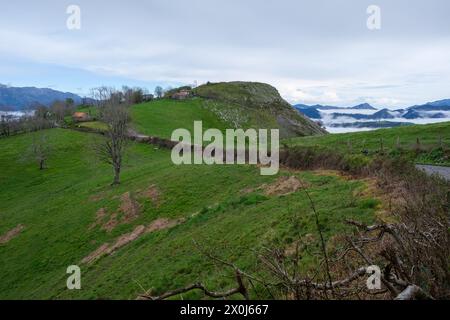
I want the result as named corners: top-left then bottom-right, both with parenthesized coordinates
top-left (280, 146), bottom-right (371, 175)
top-left (342, 154), bottom-right (371, 174)
top-left (280, 146), bottom-right (450, 299)
top-left (280, 146), bottom-right (345, 171)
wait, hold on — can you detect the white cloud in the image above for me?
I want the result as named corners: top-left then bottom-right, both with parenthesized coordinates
top-left (0, 0), bottom-right (449, 107)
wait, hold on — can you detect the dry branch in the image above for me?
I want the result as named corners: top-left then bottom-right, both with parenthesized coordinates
top-left (138, 270), bottom-right (248, 300)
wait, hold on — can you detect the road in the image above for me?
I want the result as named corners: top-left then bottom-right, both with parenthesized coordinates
top-left (416, 164), bottom-right (450, 181)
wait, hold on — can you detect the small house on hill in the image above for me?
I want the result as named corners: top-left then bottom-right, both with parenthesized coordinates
top-left (171, 89), bottom-right (191, 100)
top-left (72, 112), bottom-right (90, 122)
top-left (142, 94), bottom-right (154, 102)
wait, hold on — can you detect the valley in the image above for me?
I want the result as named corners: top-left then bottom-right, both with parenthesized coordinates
top-left (295, 100), bottom-right (450, 132)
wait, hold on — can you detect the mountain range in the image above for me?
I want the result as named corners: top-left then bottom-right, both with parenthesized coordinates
top-left (294, 99), bottom-right (450, 131)
top-left (0, 84), bottom-right (83, 110)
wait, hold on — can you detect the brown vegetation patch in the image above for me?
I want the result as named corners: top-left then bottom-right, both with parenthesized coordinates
top-left (146, 218), bottom-right (185, 233)
top-left (89, 208), bottom-right (107, 230)
top-left (284, 242), bottom-right (298, 257)
top-left (0, 224), bottom-right (25, 244)
top-left (353, 177), bottom-right (403, 222)
top-left (91, 192), bottom-right (142, 233)
top-left (263, 176), bottom-right (306, 196)
top-left (82, 225), bottom-right (146, 264)
top-left (101, 213), bottom-right (118, 232)
top-left (353, 178), bottom-right (378, 198)
top-left (240, 187), bottom-right (255, 194)
top-left (108, 225), bottom-right (146, 253)
top-left (83, 218), bottom-right (185, 264)
top-left (81, 243), bottom-right (110, 264)
top-left (119, 192), bottom-right (141, 223)
top-left (139, 184), bottom-right (161, 206)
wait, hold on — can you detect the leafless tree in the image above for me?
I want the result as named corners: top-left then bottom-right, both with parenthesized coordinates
top-left (24, 133), bottom-right (51, 170)
top-left (0, 114), bottom-right (13, 136)
top-left (90, 86), bottom-right (113, 110)
top-left (154, 86), bottom-right (164, 99)
top-left (122, 86), bottom-right (145, 104)
top-left (92, 87), bottom-right (130, 186)
top-left (50, 100), bottom-right (66, 124)
top-left (24, 105), bottom-right (55, 133)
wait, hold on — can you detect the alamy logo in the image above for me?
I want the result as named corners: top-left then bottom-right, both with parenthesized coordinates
top-left (367, 5), bottom-right (381, 30)
top-left (66, 265), bottom-right (81, 290)
top-left (366, 265), bottom-right (381, 290)
top-left (66, 5), bottom-right (81, 30)
top-left (171, 121), bottom-right (279, 175)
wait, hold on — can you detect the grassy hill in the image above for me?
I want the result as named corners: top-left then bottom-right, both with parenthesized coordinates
top-left (4, 83), bottom-right (446, 299)
top-left (286, 122), bottom-right (450, 166)
top-left (131, 82), bottom-right (325, 140)
top-left (0, 128), bottom-right (378, 299)
top-left (131, 98), bottom-right (229, 139)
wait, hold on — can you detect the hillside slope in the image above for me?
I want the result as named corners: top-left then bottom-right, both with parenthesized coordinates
top-left (287, 121), bottom-right (450, 165)
top-left (0, 128), bottom-right (377, 299)
top-left (131, 98), bottom-right (230, 139)
top-left (194, 82), bottom-right (326, 138)
top-left (131, 82), bottom-right (326, 139)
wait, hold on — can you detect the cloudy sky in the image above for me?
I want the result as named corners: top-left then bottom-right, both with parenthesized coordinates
top-left (0, 0), bottom-right (449, 108)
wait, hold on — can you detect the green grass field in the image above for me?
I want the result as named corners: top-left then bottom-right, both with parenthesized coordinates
top-left (76, 121), bottom-right (108, 131)
top-left (0, 128), bottom-right (378, 299)
top-left (130, 98), bottom-right (230, 139)
top-left (130, 95), bottom-right (320, 140)
top-left (286, 122), bottom-right (450, 165)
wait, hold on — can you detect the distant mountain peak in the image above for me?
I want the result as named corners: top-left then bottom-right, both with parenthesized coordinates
top-left (0, 85), bottom-right (83, 110)
top-left (292, 98), bottom-right (450, 130)
top-left (408, 99), bottom-right (450, 112)
top-left (350, 103), bottom-right (376, 110)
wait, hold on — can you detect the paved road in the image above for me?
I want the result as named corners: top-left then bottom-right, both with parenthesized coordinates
top-left (416, 164), bottom-right (450, 181)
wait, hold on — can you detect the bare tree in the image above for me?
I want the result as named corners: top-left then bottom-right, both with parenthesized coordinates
top-left (154, 86), bottom-right (164, 99)
top-left (90, 86), bottom-right (113, 110)
top-left (92, 87), bottom-right (130, 186)
top-left (25, 104), bottom-right (55, 133)
top-left (0, 114), bottom-right (13, 137)
top-left (24, 133), bottom-right (51, 170)
top-left (122, 86), bottom-right (145, 104)
top-left (50, 100), bottom-right (66, 124)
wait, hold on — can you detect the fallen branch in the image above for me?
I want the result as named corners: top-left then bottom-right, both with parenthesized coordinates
top-left (138, 270), bottom-right (248, 300)
top-left (294, 267), bottom-right (368, 290)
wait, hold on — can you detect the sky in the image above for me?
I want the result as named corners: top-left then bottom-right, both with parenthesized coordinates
top-left (0, 0), bottom-right (449, 108)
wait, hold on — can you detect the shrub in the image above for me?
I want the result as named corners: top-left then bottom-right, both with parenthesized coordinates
top-left (280, 146), bottom-right (345, 171)
top-left (342, 154), bottom-right (371, 174)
